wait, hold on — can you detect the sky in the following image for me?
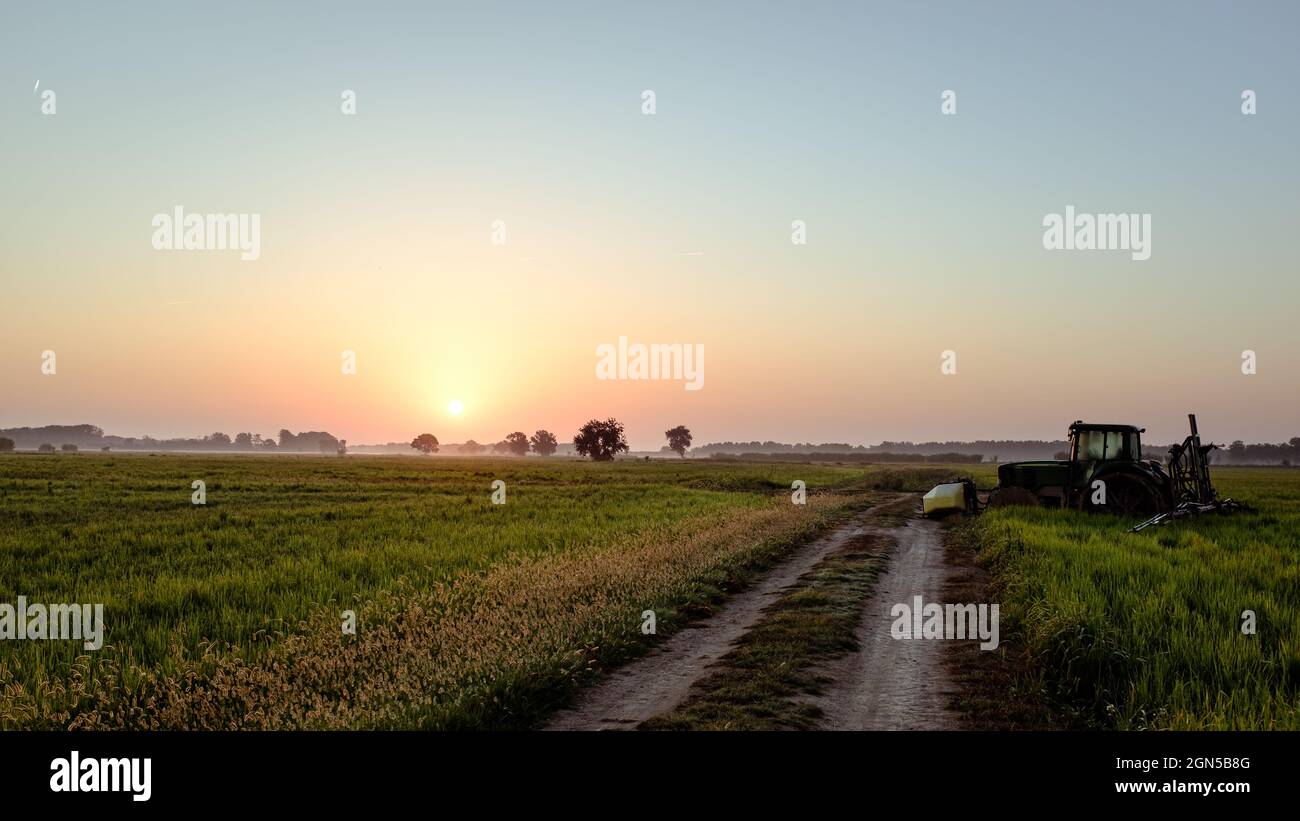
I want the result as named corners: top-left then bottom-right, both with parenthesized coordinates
top-left (2, 1), bottom-right (1297, 449)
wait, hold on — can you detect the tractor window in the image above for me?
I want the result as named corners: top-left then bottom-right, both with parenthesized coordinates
top-left (1103, 431), bottom-right (1124, 459)
top-left (1073, 430), bottom-right (1134, 461)
top-left (1127, 432), bottom-right (1142, 460)
top-left (1075, 430), bottom-right (1105, 460)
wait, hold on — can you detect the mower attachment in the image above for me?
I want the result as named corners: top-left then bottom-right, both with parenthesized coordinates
top-left (1130, 499), bottom-right (1253, 533)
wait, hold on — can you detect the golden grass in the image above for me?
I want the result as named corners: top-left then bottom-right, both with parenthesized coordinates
top-left (3, 491), bottom-right (869, 729)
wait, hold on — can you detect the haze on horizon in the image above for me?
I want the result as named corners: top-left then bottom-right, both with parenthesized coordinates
top-left (3, 2), bottom-right (1297, 452)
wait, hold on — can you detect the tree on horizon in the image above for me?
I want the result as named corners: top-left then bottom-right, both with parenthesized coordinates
top-left (665, 425), bottom-right (692, 457)
top-left (410, 433), bottom-right (439, 455)
top-left (530, 429), bottom-right (558, 456)
top-left (574, 418), bottom-right (629, 462)
top-left (503, 431), bottom-right (530, 456)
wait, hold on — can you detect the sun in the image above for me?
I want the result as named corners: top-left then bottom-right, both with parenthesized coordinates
top-left (447, 399), bottom-right (464, 416)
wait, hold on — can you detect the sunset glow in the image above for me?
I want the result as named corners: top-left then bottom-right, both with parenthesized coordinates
top-left (1, 4), bottom-right (1296, 450)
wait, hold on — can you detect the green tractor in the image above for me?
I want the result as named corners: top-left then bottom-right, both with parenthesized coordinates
top-left (989, 421), bottom-right (1167, 514)
top-left (987, 414), bottom-right (1244, 527)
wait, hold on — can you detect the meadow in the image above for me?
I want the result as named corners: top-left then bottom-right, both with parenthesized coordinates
top-left (970, 467), bottom-right (1300, 729)
top-left (7, 453), bottom-right (1294, 731)
top-left (0, 453), bottom-right (949, 729)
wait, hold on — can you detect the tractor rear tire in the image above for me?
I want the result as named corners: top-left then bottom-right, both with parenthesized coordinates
top-left (987, 486), bottom-right (1039, 508)
top-left (1091, 473), bottom-right (1166, 516)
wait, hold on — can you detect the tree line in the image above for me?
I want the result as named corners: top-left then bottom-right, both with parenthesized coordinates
top-left (410, 421), bottom-right (694, 461)
top-left (0, 426), bottom-right (345, 453)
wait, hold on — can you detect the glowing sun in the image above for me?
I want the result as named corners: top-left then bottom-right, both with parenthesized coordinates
top-left (447, 399), bottom-right (464, 416)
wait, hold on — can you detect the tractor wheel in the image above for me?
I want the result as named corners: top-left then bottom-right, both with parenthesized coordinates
top-left (987, 486), bottom-right (1039, 508)
top-left (1091, 473), bottom-right (1166, 516)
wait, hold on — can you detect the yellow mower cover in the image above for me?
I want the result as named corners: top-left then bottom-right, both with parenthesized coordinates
top-left (923, 481), bottom-right (972, 517)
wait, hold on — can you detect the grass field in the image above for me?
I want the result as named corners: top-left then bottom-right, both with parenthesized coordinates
top-left (0, 453), bottom-right (950, 729)
top-left (969, 467), bottom-right (1300, 729)
top-left (6, 454), bottom-right (1296, 731)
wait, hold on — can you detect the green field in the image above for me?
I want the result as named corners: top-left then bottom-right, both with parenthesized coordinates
top-left (5, 454), bottom-right (1296, 731)
top-left (0, 453), bottom-right (946, 729)
top-left (970, 467), bottom-right (1300, 729)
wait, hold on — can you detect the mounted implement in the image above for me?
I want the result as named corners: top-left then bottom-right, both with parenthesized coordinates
top-left (1130, 415), bottom-right (1252, 532)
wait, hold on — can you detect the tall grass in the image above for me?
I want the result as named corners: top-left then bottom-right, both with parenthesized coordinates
top-left (973, 468), bottom-right (1300, 729)
top-left (0, 455), bottom-right (937, 729)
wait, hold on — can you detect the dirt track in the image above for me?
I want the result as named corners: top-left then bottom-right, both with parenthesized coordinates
top-left (545, 494), bottom-right (960, 731)
top-left (806, 516), bottom-right (961, 729)
top-left (544, 505), bottom-right (884, 731)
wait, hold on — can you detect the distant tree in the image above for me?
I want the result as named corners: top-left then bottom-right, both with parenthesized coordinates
top-left (337, 439), bottom-right (348, 456)
top-left (491, 440), bottom-right (510, 455)
top-left (260, 435), bottom-right (277, 449)
top-left (38, 443), bottom-right (55, 453)
top-left (530, 429), bottom-right (558, 456)
top-left (503, 431), bottom-right (530, 456)
top-left (574, 418), bottom-right (629, 462)
top-left (1054, 451), bottom-right (1069, 460)
top-left (279, 429), bottom-right (295, 448)
top-left (101, 446), bottom-right (111, 452)
top-left (459, 439), bottom-right (486, 454)
top-left (205, 432), bottom-right (232, 446)
top-left (665, 425), bottom-right (692, 457)
top-left (311, 432), bottom-right (340, 451)
top-left (61, 443), bottom-right (78, 453)
top-left (235, 432), bottom-right (253, 448)
top-left (0, 437), bottom-right (14, 452)
top-left (411, 433), bottom-right (440, 455)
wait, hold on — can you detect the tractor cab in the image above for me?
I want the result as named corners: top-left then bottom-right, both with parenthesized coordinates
top-left (1062, 422), bottom-right (1169, 511)
top-left (1069, 422), bottom-right (1143, 465)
